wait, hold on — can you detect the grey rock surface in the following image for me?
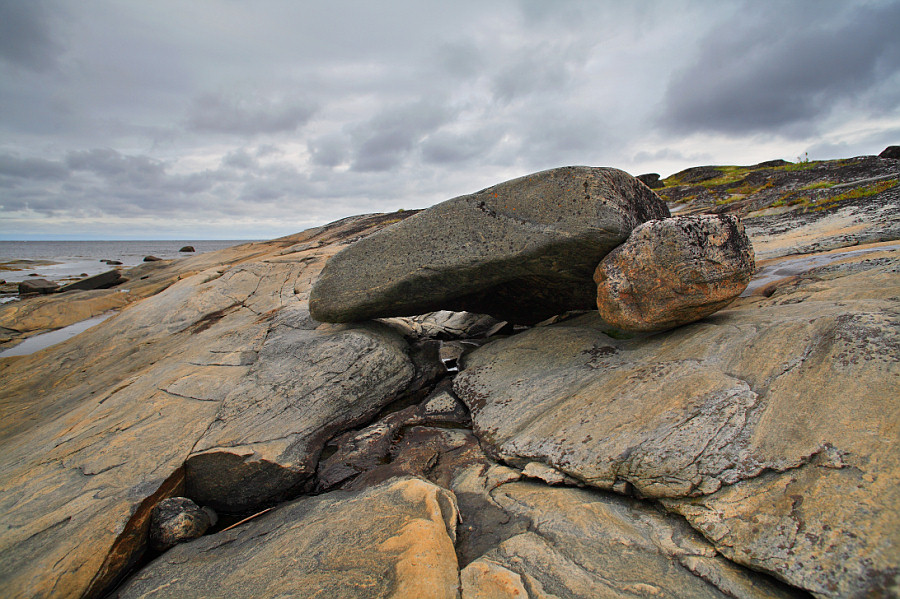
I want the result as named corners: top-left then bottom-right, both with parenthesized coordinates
top-left (461, 481), bottom-right (801, 598)
top-left (879, 145), bottom-right (900, 159)
top-left (379, 310), bottom-right (506, 340)
top-left (636, 172), bottom-right (664, 188)
top-left (185, 312), bottom-right (417, 513)
top-left (594, 215), bottom-right (754, 331)
top-left (316, 380), bottom-right (472, 491)
top-left (309, 166), bottom-right (669, 324)
top-left (59, 269), bottom-right (128, 292)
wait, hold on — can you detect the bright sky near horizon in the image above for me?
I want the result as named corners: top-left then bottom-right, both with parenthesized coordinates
top-left (1, 0), bottom-right (899, 240)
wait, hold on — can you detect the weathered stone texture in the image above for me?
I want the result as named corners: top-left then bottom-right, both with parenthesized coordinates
top-left (185, 314), bottom-right (416, 513)
top-left (148, 497), bottom-right (211, 551)
top-left (461, 482), bottom-right (801, 598)
top-left (594, 215), bottom-right (754, 331)
top-left (0, 214), bottom-right (420, 599)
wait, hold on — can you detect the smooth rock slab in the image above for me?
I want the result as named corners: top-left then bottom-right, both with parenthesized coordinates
top-left (0, 214), bottom-right (427, 599)
top-left (594, 215), bottom-right (754, 332)
top-left (310, 166), bottom-right (669, 324)
top-left (113, 478), bottom-right (460, 599)
top-left (455, 248), bottom-right (900, 597)
top-left (185, 310), bottom-right (417, 513)
top-left (59, 269), bottom-right (127, 293)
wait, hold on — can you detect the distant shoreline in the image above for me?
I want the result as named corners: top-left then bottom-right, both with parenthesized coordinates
top-left (0, 239), bottom-right (259, 286)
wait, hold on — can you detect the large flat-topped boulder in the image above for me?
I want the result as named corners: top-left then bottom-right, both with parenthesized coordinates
top-left (310, 166), bottom-right (669, 324)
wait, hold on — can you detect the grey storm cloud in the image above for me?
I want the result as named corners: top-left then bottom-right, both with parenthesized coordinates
top-left (662, 0), bottom-right (900, 135)
top-left (1, 1), bottom-right (898, 239)
top-left (221, 149), bottom-right (259, 171)
top-left (434, 42), bottom-right (485, 80)
top-left (349, 99), bottom-right (457, 172)
top-left (66, 149), bottom-right (166, 182)
top-left (187, 94), bottom-right (317, 136)
top-left (491, 47), bottom-right (579, 104)
top-left (0, 0), bottom-right (62, 71)
top-left (421, 129), bottom-right (500, 165)
top-left (308, 134), bottom-right (349, 168)
top-left (0, 153), bottom-right (69, 181)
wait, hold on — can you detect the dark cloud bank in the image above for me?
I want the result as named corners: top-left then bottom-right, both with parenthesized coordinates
top-left (0, 0), bottom-right (897, 239)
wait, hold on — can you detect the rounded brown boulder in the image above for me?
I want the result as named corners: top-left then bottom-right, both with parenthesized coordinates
top-left (594, 215), bottom-right (754, 332)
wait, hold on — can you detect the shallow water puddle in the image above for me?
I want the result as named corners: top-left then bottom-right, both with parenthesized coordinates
top-left (0, 313), bottom-right (113, 358)
top-left (743, 243), bottom-right (900, 296)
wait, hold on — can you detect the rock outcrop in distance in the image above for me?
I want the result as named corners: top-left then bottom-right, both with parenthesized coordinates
top-left (0, 150), bottom-right (898, 598)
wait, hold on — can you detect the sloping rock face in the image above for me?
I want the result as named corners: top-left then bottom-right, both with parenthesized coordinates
top-left (310, 166), bottom-right (669, 324)
top-left (594, 215), bottom-right (754, 331)
top-left (455, 245), bottom-right (900, 597)
top-left (185, 313), bottom-right (416, 512)
top-left (114, 478), bottom-right (460, 599)
top-left (460, 482), bottom-right (800, 598)
top-left (0, 242), bottom-right (291, 349)
top-left (58, 269), bottom-right (128, 292)
top-left (0, 213), bottom-right (428, 598)
top-left (658, 155), bottom-right (899, 219)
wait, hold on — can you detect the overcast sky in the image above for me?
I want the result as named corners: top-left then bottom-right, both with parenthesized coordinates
top-left (1, 0), bottom-right (899, 240)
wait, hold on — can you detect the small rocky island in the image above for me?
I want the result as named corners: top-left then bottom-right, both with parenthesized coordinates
top-left (0, 151), bottom-right (898, 598)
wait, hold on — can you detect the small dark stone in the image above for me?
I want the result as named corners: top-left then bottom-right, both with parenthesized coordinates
top-left (670, 166), bottom-right (723, 184)
top-left (102, 260), bottom-right (123, 265)
top-left (879, 146), bottom-right (900, 159)
top-left (179, 246), bottom-right (195, 252)
top-left (143, 256), bottom-right (162, 262)
top-left (636, 173), bottom-right (664, 189)
top-left (59, 270), bottom-right (127, 292)
top-left (754, 159), bottom-right (791, 168)
top-left (18, 279), bottom-right (59, 295)
top-left (149, 497), bottom-right (212, 552)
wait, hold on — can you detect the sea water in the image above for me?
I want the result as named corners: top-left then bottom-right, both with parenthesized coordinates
top-left (0, 240), bottom-right (256, 283)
